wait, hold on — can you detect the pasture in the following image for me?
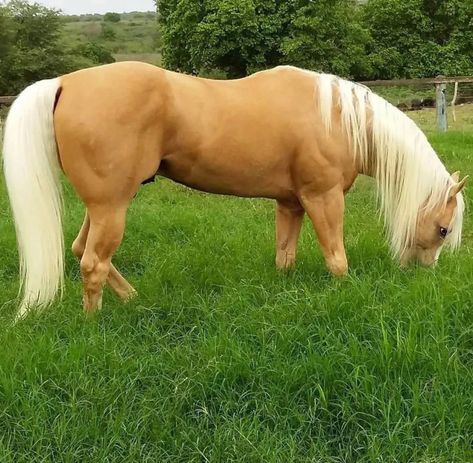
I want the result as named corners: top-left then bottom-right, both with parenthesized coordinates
top-left (61, 12), bottom-right (161, 64)
top-left (0, 105), bottom-right (472, 462)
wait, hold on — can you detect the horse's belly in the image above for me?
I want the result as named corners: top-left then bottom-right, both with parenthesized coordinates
top-left (158, 153), bottom-right (294, 200)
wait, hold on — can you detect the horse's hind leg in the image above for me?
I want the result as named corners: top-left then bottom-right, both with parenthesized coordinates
top-left (79, 204), bottom-right (129, 312)
top-left (71, 213), bottom-right (90, 263)
top-left (299, 185), bottom-right (348, 276)
top-left (72, 212), bottom-right (137, 301)
top-left (275, 201), bottom-right (304, 269)
top-left (107, 263), bottom-right (137, 301)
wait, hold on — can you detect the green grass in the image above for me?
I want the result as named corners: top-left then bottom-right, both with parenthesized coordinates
top-left (0, 106), bottom-right (473, 462)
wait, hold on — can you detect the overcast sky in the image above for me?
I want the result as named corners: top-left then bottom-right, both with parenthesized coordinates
top-left (33, 0), bottom-right (156, 15)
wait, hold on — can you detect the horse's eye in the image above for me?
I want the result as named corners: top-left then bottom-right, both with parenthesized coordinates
top-left (440, 227), bottom-right (448, 239)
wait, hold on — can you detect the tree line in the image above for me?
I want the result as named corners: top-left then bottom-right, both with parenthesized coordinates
top-left (0, 0), bottom-right (115, 95)
top-left (1, 0), bottom-right (472, 96)
top-left (157, 0), bottom-right (473, 80)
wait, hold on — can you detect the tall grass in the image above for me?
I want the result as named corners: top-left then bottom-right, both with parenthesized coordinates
top-left (0, 106), bottom-right (472, 462)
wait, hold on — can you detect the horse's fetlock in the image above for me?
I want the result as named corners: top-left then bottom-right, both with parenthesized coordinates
top-left (326, 252), bottom-right (348, 276)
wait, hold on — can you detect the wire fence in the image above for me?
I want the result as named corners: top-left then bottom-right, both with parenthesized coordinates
top-left (362, 79), bottom-right (473, 111)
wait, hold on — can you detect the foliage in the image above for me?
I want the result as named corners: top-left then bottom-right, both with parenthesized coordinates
top-left (100, 22), bottom-right (116, 40)
top-left (193, 0), bottom-right (293, 77)
top-left (158, 0), bottom-right (296, 77)
top-left (157, 0), bottom-right (201, 73)
top-left (0, 1), bottom-right (116, 95)
top-left (0, 1), bottom-right (68, 93)
top-left (103, 11), bottom-right (121, 22)
top-left (72, 42), bottom-right (115, 65)
top-left (158, 0), bottom-right (473, 80)
top-left (363, 0), bottom-right (473, 79)
top-left (281, 0), bottom-right (371, 78)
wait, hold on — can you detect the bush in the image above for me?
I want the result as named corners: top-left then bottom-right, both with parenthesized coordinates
top-left (0, 1), bottom-right (116, 94)
top-left (73, 42), bottom-right (115, 65)
top-left (104, 12), bottom-right (121, 23)
top-left (363, 0), bottom-right (473, 79)
top-left (157, 0), bottom-right (473, 80)
top-left (101, 22), bottom-right (116, 39)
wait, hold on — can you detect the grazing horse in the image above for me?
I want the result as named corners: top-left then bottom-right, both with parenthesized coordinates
top-left (2, 62), bottom-right (467, 319)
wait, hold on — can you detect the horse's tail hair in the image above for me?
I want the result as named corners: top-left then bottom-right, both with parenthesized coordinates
top-left (2, 78), bottom-right (64, 320)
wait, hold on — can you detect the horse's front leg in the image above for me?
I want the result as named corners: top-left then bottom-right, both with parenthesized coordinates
top-left (275, 201), bottom-right (304, 270)
top-left (299, 185), bottom-right (348, 276)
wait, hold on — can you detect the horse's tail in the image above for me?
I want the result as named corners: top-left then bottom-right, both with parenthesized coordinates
top-left (2, 78), bottom-right (64, 320)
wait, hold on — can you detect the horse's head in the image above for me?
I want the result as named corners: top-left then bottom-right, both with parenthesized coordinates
top-left (401, 172), bottom-right (467, 267)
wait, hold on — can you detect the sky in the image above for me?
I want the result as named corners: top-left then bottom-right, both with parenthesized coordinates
top-left (32, 0), bottom-right (156, 15)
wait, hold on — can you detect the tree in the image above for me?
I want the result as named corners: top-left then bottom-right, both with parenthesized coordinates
top-left (104, 12), bottom-right (121, 22)
top-left (101, 22), bottom-right (116, 39)
top-left (0, 1), bottom-right (116, 94)
top-left (196, 0), bottom-right (299, 77)
top-left (157, 0), bottom-right (473, 80)
top-left (158, 0), bottom-right (204, 74)
top-left (363, 0), bottom-right (473, 78)
top-left (0, 1), bottom-right (71, 93)
top-left (0, 5), bottom-right (14, 92)
top-left (72, 42), bottom-right (115, 65)
top-left (157, 0), bottom-right (370, 78)
top-left (281, 0), bottom-right (371, 79)
top-left (158, 0), bottom-right (298, 77)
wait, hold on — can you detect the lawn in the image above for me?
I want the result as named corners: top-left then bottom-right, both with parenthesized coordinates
top-left (0, 104), bottom-right (472, 462)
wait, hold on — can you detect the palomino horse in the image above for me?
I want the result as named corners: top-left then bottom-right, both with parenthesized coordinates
top-left (2, 62), bottom-right (467, 319)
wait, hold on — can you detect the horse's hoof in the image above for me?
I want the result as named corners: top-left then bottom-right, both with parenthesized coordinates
top-left (123, 289), bottom-right (138, 302)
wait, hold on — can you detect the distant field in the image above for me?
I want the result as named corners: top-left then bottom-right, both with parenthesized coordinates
top-left (0, 102), bottom-right (472, 461)
top-left (61, 11), bottom-right (161, 64)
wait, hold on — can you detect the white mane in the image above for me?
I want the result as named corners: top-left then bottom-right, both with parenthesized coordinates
top-left (314, 72), bottom-right (464, 257)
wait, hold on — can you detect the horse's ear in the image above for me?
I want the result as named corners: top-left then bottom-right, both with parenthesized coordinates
top-left (449, 175), bottom-right (469, 199)
top-left (451, 171), bottom-right (460, 183)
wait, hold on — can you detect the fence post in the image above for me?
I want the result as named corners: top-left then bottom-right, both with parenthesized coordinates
top-left (435, 76), bottom-right (447, 132)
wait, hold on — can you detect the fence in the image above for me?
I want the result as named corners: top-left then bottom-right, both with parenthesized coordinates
top-left (2, 76), bottom-right (473, 131)
top-left (0, 96), bottom-right (15, 105)
top-left (360, 76), bottom-right (473, 132)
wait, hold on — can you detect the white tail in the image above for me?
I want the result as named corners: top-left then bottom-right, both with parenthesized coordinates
top-left (2, 78), bottom-right (64, 320)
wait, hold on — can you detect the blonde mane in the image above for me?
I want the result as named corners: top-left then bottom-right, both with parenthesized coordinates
top-left (314, 72), bottom-right (464, 257)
